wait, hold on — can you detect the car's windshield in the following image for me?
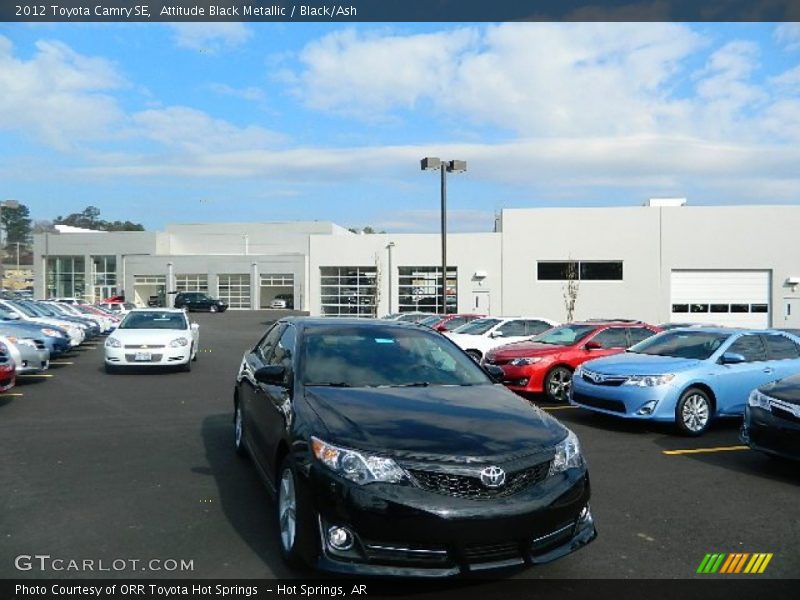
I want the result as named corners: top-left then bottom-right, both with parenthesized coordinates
top-left (533, 324), bottom-right (597, 346)
top-left (451, 318), bottom-right (501, 335)
top-left (119, 312), bottom-right (187, 330)
top-left (628, 330), bottom-right (730, 360)
top-left (418, 315), bottom-right (443, 327)
top-left (7, 301), bottom-right (38, 318)
top-left (30, 303), bottom-right (59, 317)
top-left (302, 325), bottom-right (491, 387)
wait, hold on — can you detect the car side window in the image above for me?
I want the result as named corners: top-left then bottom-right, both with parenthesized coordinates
top-left (269, 325), bottom-right (297, 368)
top-left (525, 320), bottom-right (552, 336)
top-left (497, 320), bottom-right (526, 336)
top-left (591, 328), bottom-right (629, 349)
top-left (256, 324), bottom-right (285, 362)
top-left (727, 335), bottom-right (768, 362)
top-left (763, 335), bottom-right (800, 360)
top-left (444, 317), bottom-right (466, 330)
top-left (628, 327), bottom-right (656, 346)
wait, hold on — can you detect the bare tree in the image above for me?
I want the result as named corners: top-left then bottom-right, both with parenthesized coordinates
top-left (563, 260), bottom-right (579, 322)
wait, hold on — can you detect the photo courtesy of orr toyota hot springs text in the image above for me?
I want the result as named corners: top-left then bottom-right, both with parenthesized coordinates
top-left (0, 2), bottom-right (799, 600)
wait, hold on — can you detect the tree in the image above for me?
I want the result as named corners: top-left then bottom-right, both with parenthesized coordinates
top-left (32, 220), bottom-right (57, 234)
top-left (348, 226), bottom-right (386, 234)
top-left (563, 260), bottom-right (580, 322)
top-left (1, 203), bottom-right (33, 245)
top-left (54, 206), bottom-right (144, 231)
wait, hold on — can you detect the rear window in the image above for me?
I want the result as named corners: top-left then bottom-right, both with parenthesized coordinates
top-left (764, 335), bottom-right (800, 360)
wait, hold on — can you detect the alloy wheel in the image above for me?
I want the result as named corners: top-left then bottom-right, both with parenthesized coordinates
top-left (681, 394), bottom-right (709, 433)
top-left (278, 468), bottom-right (297, 552)
top-left (548, 368), bottom-right (572, 402)
top-left (234, 405), bottom-right (243, 449)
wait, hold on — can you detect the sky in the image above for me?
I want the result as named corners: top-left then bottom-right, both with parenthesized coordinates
top-left (1, 21), bottom-right (799, 232)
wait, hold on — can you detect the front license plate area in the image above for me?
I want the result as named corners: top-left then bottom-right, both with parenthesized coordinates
top-left (134, 352), bottom-right (152, 361)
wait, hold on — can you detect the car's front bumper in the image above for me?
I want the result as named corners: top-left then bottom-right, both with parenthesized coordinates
top-left (570, 375), bottom-right (677, 421)
top-left (105, 345), bottom-right (190, 366)
top-left (0, 365), bottom-right (15, 391)
top-left (741, 405), bottom-right (800, 460)
top-left (496, 363), bottom-right (548, 393)
top-left (307, 464), bottom-right (595, 576)
top-left (13, 346), bottom-right (49, 374)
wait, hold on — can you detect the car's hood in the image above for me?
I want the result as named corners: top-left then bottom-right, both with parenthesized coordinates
top-left (489, 341), bottom-right (572, 359)
top-left (304, 385), bottom-right (566, 461)
top-left (761, 374), bottom-right (800, 404)
top-left (0, 321), bottom-right (54, 336)
top-left (582, 352), bottom-right (701, 375)
top-left (111, 329), bottom-right (188, 344)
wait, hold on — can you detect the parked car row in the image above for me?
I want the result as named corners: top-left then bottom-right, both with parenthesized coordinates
top-left (0, 295), bottom-right (125, 393)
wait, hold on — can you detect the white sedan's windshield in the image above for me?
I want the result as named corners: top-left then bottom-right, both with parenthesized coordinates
top-left (120, 312), bottom-right (187, 330)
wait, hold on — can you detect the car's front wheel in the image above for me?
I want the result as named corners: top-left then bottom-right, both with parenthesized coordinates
top-left (234, 402), bottom-right (247, 457)
top-left (545, 366), bottom-right (573, 403)
top-left (209, 305), bottom-right (218, 313)
top-left (277, 457), bottom-right (316, 568)
top-left (676, 387), bottom-right (712, 436)
top-left (182, 350), bottom-right (192, 372)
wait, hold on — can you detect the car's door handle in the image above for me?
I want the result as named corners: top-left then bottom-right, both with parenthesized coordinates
top-left (763, 368), bottom-right (774, 374)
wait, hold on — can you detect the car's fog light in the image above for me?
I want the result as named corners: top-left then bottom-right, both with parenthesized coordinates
top-left (327, 526), bottom-right (354, 551)
top-left (636, 400), bottom-right (657, 415)
top-left (518, 378), bottom-right (529, 386)
top-left (578, 504), bottom-right (592, 524)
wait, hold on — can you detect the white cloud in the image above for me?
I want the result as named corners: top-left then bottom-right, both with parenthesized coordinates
top-left (775, 23), bottom-right (800, 51)
top-left (291, 24), bottom-right (704, 136)
top-left (167, 23), bottom-right (252, 53)
top-left (0, 35), bottom-right (125, 149)
top-left (374, 209), bottom-right (496, 233)
top-left (206, 82), bottom-right (266, 102)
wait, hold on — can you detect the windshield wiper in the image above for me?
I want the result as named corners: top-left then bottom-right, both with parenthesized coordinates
top-left (389, 381), bottom-right (431, 387)
top-left (306, 382), bottom-right (353, 387)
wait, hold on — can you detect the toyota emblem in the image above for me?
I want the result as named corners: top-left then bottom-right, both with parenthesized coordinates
top-left (480, 466), bottom-right (506, 488)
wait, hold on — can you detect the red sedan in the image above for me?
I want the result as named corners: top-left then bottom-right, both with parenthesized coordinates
top-left (0, 340), bottom-right (17, 392)
top-left (483, 320), bottom-right (662, 402)
top-left (418, 313), bottom-right (485, 332)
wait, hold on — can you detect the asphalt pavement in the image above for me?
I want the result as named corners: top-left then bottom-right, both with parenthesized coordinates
top-left (1, 311), bottom-right (797, 580)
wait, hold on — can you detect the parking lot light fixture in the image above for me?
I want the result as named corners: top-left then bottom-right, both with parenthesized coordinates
top-left (420, 158), bottom-right (467, 314)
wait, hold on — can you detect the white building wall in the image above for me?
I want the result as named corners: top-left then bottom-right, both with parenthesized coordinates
top-left (309, 233), bottom-right (502, 317)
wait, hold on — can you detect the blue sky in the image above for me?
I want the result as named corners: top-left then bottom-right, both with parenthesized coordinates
top-left (1, 22), bottom-right (799, 232)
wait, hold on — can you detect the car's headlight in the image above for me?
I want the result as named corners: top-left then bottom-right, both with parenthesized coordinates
top-left (549, 429), bottom-right (583, 476)
top-left (623, 374), bottom-right (675, 387)
top-left (509, 357), bottom-right (542, 366)
top-left (748, 389), bottom-right (772, 411)
top-left (18, 339), bottom-right (37, 348)
top-left (105, 338), bottom-right (122, 348)
top-left (41, 328), bottom-right (63, 338)
top-left (311, 437), bottom-right (407, 485)
top-left (169, 337), bottom-right (189, 348)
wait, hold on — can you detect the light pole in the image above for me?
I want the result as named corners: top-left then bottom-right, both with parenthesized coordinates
top-left (386, 241), bottom-right (395, 314)
top-left (420, 158), bottom-right (466, 314)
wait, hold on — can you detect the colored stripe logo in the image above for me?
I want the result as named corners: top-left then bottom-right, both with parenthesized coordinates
top-left (697, 553), bottom-right (773, 574)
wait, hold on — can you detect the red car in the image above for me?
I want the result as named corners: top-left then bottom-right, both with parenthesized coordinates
top-left (418, 313), bottom-right (485, 332)
top-left (483, 320), bottom-right (662, 402)
top-left (0, 340), bottom-right (17, 392)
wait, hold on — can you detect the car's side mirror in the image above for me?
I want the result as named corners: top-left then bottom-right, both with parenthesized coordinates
top-left (190, 323), bottom-right (199, 331)
top-left (490, 330), bottom-right (505, 338)
top-left (254, 365), bottom-right (287, 386)
top-left (484, 364), bottom-right (505, 382)
top-left (720, 352), bottom-right (746, 365)
top-left (584, 340), bottom-right (603, 350)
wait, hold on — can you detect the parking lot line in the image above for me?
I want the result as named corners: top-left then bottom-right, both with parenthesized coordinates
top-left (17, 374), bottom-right (54, 378)
top-left (662, 445), bottom-right (748, 456)
top-left (49, 361), bottom-right (74, 365)
top-left (0, 393), bottom-right (24, 397)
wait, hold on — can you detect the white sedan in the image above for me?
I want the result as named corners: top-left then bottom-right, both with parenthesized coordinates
top-left (104, 309), bottom-right (199, 373)
top-left (444, 316), bottom-right (558, 361)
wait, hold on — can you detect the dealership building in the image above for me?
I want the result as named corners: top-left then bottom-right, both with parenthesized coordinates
top-left (32, 201), bottom-right (800, 329)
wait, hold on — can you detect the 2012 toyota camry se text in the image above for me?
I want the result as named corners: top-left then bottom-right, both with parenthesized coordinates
top-left (233, 318), bottom-right (596, 576)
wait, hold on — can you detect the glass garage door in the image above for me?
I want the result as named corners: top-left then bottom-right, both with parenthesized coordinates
top-left (218, 274), bottom-right (251, 309)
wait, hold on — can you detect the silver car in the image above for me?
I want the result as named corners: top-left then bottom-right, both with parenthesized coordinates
top-left (0, 335), bottom-right (49, 374)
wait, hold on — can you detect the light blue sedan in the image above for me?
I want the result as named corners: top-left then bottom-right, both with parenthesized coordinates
top-left (570, 328), bottom-right (800, 435)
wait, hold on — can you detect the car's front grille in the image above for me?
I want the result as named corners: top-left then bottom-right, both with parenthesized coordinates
top-left (531, 521), bottom-right (576, 554)
top-left (408, 461), bottom-right (550, 500)
top-left (572, 392), bottom-right (627, 413)
top-left (363, 543), bottom-right (450, 566)
top-left (124, 344), bottom-right (165, 349)
top-left (484, 357), bottom-right (511, 366)
top-left (32, 340), bottom-right (46, 350)
top-left (772, 406), bottom-right (800, 425)
top-left (581, 370), bottom-right (628, 386)
top-left (124, 353), bottom-right (164, 362)
top-left (462, 540), bottom-right (522, 564)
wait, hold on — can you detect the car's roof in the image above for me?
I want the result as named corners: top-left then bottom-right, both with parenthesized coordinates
top-left (282, 317), bottom-right (424, 330)
top-left (571, 320), bottom-right (649, 327)
top-left (127, 308), bottom-right (187, 314)
top-left (665, 327), bottom-right (789, 335)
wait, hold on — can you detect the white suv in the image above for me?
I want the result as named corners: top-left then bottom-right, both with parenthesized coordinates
top-left (444, 316), bottom-right (558, 360)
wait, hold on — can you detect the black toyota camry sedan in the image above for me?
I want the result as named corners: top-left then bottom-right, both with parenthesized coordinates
top-left (233, 318), bottom-right (596, 576)
top-left (742, 374), bottom-right (800, 461)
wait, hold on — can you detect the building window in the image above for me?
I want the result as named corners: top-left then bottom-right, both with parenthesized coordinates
top-left (91, 255), bottom-right (117, 301)
top-left (260, 274), bottom-right (294, 286)
top-left (398, 266), bottom-right (457, 314)
top-left (46, 256), bottom-right (86, 299)
top-left (320, 266), bottom-right (376, 316)
top-left (133, 275), bottom-right (166, 307)
top-left (175, 274), bottom-right (209, 293)
top-left (218, 274), bottom-right (251, 309)
top-left (537, 261), bottom-right (623, 281)
top-left (260, 274), bottom-right (295, 309)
